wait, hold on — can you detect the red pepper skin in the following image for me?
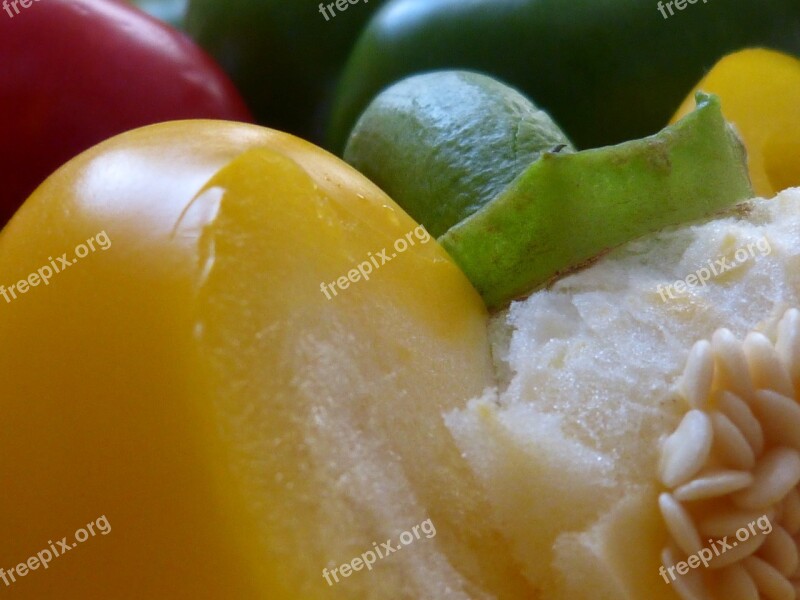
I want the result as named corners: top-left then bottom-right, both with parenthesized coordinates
top-left (0, 0), bottom-right (252, 227)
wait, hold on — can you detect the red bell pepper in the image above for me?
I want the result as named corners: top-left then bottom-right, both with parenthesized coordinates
top-left (0, 0), bottom-right (251, 227)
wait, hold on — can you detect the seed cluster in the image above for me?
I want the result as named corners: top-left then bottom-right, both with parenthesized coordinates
top-left (659, 308), bottom-right (800, 600)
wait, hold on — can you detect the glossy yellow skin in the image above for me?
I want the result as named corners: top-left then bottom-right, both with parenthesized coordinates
top-left (0, 122), bottom-right (525, 598)
top-left (672, 48), bottom-right (800, 197)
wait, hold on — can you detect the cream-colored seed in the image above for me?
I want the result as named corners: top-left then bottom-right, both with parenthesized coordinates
top-left (773, 498), bottom-right (785, 522)
top-left (751, 390), bottom-right (800, 451)
top-left (707, 533), bottom-right (767, 570)
top-left (673, 470), bottom-right (754, 502)
top-left (776, 308), bottom-right (800, 389)
top-left (716, 563), bottom-right (759, 600)
top-left (699, 507), bottom-right (777, 539)
top-left (757, 525), bottom-right (798, 577)
top-left (659, 493), bottom-right (704, 555)
top-left (742, 555), bottom-right (795, 600)
top-left (663, 545), bottom-right (713, 600)
top-left (717, 391), bottom-right (765, 457)
top-left (711, 411), bottom-right (757, 470)
top-left (660, 410), bottom-right (714, 488)
top-left (682, 340), bottom-right (715, 409)
top-left (673, 573), bottom-right (713, 600)
top-left (743, 332), bottom-right (795, 398)
top-left (712, 328), bottom-right (756, 400)
top-left (732, 448), bottom-right (800, 510)
top-left (782, 489), bottom-right (800, 535)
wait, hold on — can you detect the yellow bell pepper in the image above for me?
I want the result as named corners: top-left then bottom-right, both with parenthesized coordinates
top-left (0, 122), bottom-right (528, 598)
top-left (671, 48), bottom-right (800, 198)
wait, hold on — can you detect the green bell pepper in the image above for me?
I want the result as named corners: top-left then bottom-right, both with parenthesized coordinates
top-left (185, 0), bottom-right (388, 141)
top-left (326, 0), bottom-right (800, 153)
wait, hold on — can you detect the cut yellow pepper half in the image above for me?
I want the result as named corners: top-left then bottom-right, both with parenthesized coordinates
top-left (672, 48), bottom-right (800, 198)
top-left (0, 121), bottom-right (530, 598)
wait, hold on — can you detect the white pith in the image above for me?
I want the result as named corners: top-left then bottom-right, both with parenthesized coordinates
top-left (445, 189), bottom-right (800, 599)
